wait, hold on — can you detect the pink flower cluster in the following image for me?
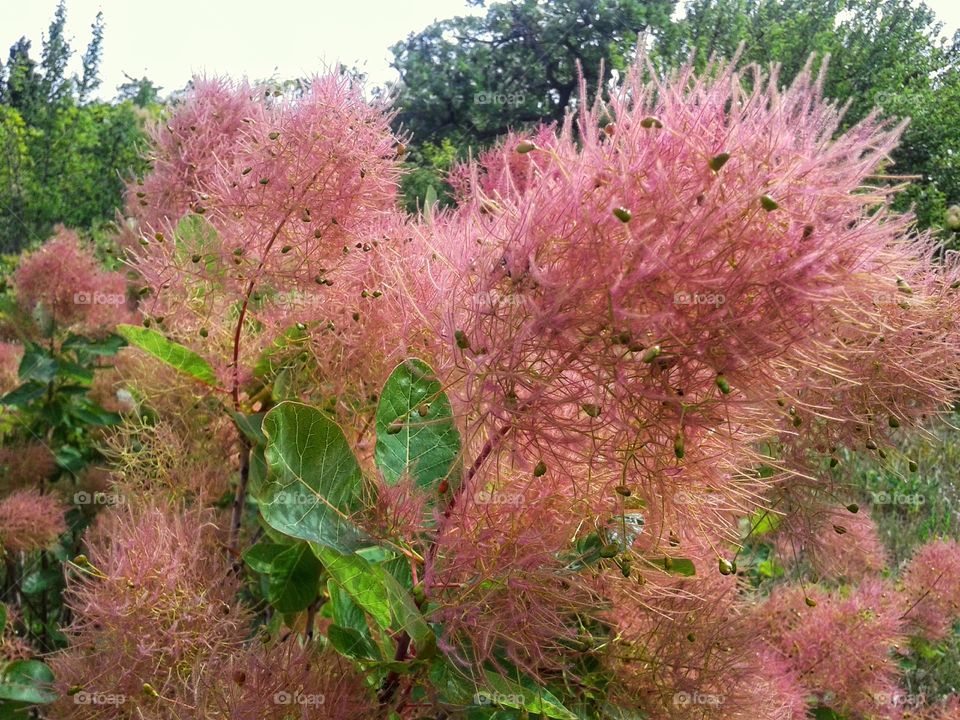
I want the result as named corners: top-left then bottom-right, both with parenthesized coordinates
top-left (0, 488), bottom-right (66, 554)
top-left (14, 226), bottom-right (131, 332)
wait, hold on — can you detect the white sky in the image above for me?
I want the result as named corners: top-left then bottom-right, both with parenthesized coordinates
top-left (1, 0), bottom-right (958, 101)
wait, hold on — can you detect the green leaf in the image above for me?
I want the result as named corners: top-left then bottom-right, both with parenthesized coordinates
top-left (645, 557), bottom-right (696, 576)
top-left (267, 542), bottom-right (322, 613)
top-left (316, 547), bottom-right (435, 660)
top-left (328, 580), bottom-right (369, 636)
top-left (21, 568), bottom-right (61, 595)
top-left (116, 324), bottom-right (217, 385)
top-left (53, 445), bottom-right (85, 473)
top-left (0, 660), bottom-right (56, 704)
top-left (327, 624), bottom-right (380, 661)
top-left (229, 411), bottom-right (266, 447)
top-left (242, 542), bottom-right (286, 574)
top-left (0, 382), bottom-right (45, 408)
top-left (479, 671), bottom-right (578, 720)
top-left (259, 401), bottom-right (369, 553)
top-left (0, 604), bottom-right (6, 634)
top-left (315, 548), bottom-right (392, 629)
top-left (18, 345), bottom-right (57, 384)
top-left (375, 358), bottom-right (460, 489)
top-left (61, 333), bottom-right (126, 357)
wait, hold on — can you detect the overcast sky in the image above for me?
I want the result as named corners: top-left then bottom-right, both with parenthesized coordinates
top-left (2, 0), bottom-right (958, 101)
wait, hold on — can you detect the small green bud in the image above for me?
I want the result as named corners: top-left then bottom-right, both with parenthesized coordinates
top-left (804, 596), bottom-right (817, 607)
top-left (615, 485), bottom-right (631, 496)
top-left (673, 432), bottom-right (685, 460)
top-left (833, 524), bottom-right (847, 535)
top-left (715, 375), bottom-right (732, 394)
top-left (259, 178), bottom-right (269, 185)
top-left (191, 254), bottom-right (202, 263)
top-left (641, 345), bottom-right (662, 363)
top-left (533, 460), bottom-right (547, 477)
top-left (846, 503), bottom-right (859, 514)
top-left (515, 141), bottom-right (537, 154)
top-left (908, 459), bottom-right (918, 473)
top-left (454, 330), bottom-right (470, 349)
top-left (241, 166), bottom-right (252, 175)
top-left (708, 153), bottom-right (730, 172)
top-left (581, 403), bottom-right (602, 418)
top-left (268, 131), bottom-right (280, 140)
top-left (888, 415), bottom-right (901, 428)
top-left (281, 245), bottom-right (292, 254)
top-left (613, 206), bottom-right (632, 223)
top-left (718, 558), bottom-right (734, 575)
top-left (639, 116), bottom-right (663, 129)
top-left (599, 543), bottom-right (619, 559)
top-left (199, 327), bottom-right (208, 338)
top-left (760, 194), bottom-right (779, 211)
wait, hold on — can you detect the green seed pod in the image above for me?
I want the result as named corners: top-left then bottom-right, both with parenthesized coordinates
top-left (640, 116), bottom-right (663, 129)
top-left (620, 559), bottom-right (632, 577)
top-left (846, 503), bottom-right (859, 514)
top-left (387, 420), bottom-right (404, 435)
top-left (833, 524), bottom-right (847, 535)
top-left (792, 414), bottom-right (802, 428)
top-left (259, 178), bottom-right (269, 185)
top-left (686, 632), bottom-right (696, 642)
top-left (951, 280), bottom-right (960, 290)
top-left (314, 228), bottom-right (323, 239)
top-left (233, 247), bottom-right (244, 256)
top-left (641, 345), bottom-right (662, 363)
top-left (599, 543), bottom-right (619, 559)
top-left (191, 254), bottom-right (202, 263)
top-left (802, 224), bottom-right (815, 238)
top-left (268, 131), bottom-right (280, 140)
top-left (615, 485), bottom-right (631, 496)
top-left (67, 685), bottom-right (83, 696)
top-left (314, 275), bottom-right (325, 284)
top-left (139, 237), bottom-right (150, 246)
top-left (830, 456), bottom-right (839, 469)
top-left (417, 403), bottom-right (429, 417)
top-left (674, 433), bottom-right (685, 459)
top-left (708, 152), bottom-right (730, 172)
top-left (909, 459), bottom-right (919, 473)
top-left (281, 245), bottom-right (292, 254)
top-left (865, 439), bottom-right (878, 450)
top-left (533, 460), bottom-right (547, 477)
top-left (896, 276), bottom-right (913, 295)
top-left (143, 318), bottom-right (151, 327)
top-left (352, 312), bottom-right (360, 321)
top-left (613, 206), bottom-right (632, 223)
top-left (582, 403), bottom-right (602, 418)
top-left (715, 375), bottom-right (732, 394)
top-left (663, 556), bottom-right (673, 571)
top-left (143, 683), bottom-right (160, 698)
top-left (199, 328), bottom-right (208, 338)
top-left (515, 141), bottom-right (537, 154)
top-left (804, 596), bottom-right (817, 608)
top-left (241, 166), bottom-right (252, 175)
top-left (760, 194), bottom-right (779, 211)
top-left (718, 558), bottom-right (734, 575)
top-left (454, 329), bottom-right (470, 349)
top-left (888, 415), bottom-right (901, 428)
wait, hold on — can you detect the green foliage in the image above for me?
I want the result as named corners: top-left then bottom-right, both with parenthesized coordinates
top-left (375, 358), bottom-right (461, 490)
top-left (0, 3), bottom-right (151, 252)
top-left (0, 659), bottom-right (56, 705)
top-left (258, 401), bottom-right (370, 552)
top-left (116, 324), bottom-right (218, 386)
top-left (389, 0), bottom-right (677, 148)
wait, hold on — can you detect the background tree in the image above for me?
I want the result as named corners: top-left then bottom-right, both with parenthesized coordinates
top-left (0, 3), bottom-right (150, 253)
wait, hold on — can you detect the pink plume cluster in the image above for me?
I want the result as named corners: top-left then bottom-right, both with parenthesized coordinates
top-left (51, 504), bottom-right (250, 718)
top-left (900, 539), bottom-right (960, 642)
top-left (14, 226), bottom-right (132, 332)
top-left (754, 580), bottom-right (906, 719)
top-left (0, 488), bottom-right (66, 553)
top-left (0, 341), bottom-right (21, 392)
top-left (128, 73), bottom-right (402, 390)
top-left (0, 442), bottom-right (58, 491)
